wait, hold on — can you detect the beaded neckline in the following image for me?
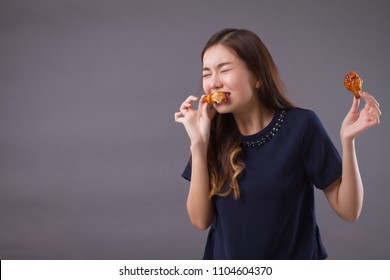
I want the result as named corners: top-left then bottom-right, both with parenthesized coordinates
top-left (241, 110), bottom-right (286, 148)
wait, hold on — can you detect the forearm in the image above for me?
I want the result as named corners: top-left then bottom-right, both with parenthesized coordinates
top-left (325, 91), bottom-right (380, 221)
top-left (186, 143), bottom-right (214, 230)
top-left (338, 139), bottom-right (364, 221)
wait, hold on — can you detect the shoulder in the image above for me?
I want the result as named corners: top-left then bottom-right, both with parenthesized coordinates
top-left (285, 107), bottom-right (317, 118)
top-left (285, 107), bottom-right (321, 127)
top-left (282, 108), bottom-right (327, 142)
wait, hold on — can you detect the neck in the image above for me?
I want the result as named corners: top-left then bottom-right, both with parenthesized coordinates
top-left (233, 103), bottom-right (275, 136)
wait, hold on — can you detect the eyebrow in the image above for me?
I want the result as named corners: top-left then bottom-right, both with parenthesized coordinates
top-left (202, 62), bottom-right (233, 71)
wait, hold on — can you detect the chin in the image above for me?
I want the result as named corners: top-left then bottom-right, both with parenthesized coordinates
top-left (215, 106), bottom-right (231, 115)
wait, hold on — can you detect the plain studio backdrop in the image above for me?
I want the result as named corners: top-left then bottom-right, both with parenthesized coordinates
top-left (0, 0), bottom-right (389, 260)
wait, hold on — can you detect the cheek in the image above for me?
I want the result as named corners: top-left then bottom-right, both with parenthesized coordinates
top-left (202, 81), bottom-right (209, 94)
top-left (231, 75), bottom-right (253, 94)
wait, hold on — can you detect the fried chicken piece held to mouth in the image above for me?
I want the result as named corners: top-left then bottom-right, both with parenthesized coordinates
top-left (202, 92), bottom-right (228, 105)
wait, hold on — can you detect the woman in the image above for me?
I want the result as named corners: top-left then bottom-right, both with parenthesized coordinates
top-left (174, 29), bottom-right (381, 259)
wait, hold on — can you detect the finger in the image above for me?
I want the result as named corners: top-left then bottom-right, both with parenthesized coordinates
top-left (349, 95), bottom-right (360, 114)
top-left (365, 105), bottom-right (380, 122)
top-left (180, 99), bottom-right (195, 108)
top-left (181, 95), bottom-right (198, 102)
top-left (174, 112), bottom-right (184, 123)
top-left (180, 107), bottom-right (189, 116)
top-left (199, 99), bottom-right (207, 116)
top-left (200, 102), bottom-right (218, 123)
top-left (198, 95), bottom-right (208, 114)
top-left (368, 105), bottom-right (382, 118)
top-left (185, 95), bottom-right (199, 105)
top-left (180, 102), bottom-right (192, 110)
top-left (198, 95), bottom-right (215, 117)
top-left (361, 91), bottom-right (380, 107)
top-left (180, 96), bottom-right (199, 110)
top-left (377, 106), bottom-right (382, 116)
top-left (364, 100), bottom-right (382, 116)
top-left (368, 112), bottom-right (380, 125)
top-left (199, 100), bottom-right (210, 115)
top-left (198, 95), bottom-right (206, 107)
top-left (369, 104), bottom-right (382, 115)
top-left (187, 95), bottom-right (199, 101)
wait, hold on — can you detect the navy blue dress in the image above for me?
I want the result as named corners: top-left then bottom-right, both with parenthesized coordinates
top-left (182, 108), bottom-right (342, 259)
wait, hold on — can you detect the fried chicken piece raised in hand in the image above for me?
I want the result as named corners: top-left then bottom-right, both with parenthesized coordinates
top-left (344, 71), bottom-right (363, 99)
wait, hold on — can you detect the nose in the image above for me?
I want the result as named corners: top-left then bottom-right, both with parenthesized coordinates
top-left (209, 73), bottom-right (223, 91)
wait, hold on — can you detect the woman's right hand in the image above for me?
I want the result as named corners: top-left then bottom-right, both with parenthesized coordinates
top-left (174, 95), bottom-right (217, 148)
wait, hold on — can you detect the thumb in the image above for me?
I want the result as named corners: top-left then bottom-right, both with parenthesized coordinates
top-left (200, 101), bottom-right (217, 120)
top-left (349, 95), bottom-right (360, 114)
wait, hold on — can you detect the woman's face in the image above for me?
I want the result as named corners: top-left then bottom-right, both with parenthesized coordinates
top-left (202, 44), bottom-right (260, 114)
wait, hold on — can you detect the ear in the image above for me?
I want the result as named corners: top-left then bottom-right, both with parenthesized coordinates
top-left (255, 80), bottom-right (261, 89)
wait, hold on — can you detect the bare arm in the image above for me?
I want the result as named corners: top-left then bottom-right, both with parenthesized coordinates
top-left (186, 143), bottom-right (215, 229)
top-left (323, 140), bottom-right (362, 221)
top-left (324, 91), bottom-right (381, 221)
top-left (174, 95), bottom-right (216, 229)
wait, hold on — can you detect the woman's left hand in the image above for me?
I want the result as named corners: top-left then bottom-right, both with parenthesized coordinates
top-left (340, 91), bottom-right (381, 141)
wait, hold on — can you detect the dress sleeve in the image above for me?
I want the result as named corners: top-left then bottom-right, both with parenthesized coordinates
top-left (302, 111), bottom-right (342, 190)
top-left (181, 158), bottom-right (192, 182)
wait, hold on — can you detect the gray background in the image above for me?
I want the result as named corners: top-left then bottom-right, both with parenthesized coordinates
top-left (1, 0), bottom-right (389, 259)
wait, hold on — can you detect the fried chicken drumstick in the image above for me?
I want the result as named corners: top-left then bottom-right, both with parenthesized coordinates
top-left (344, 71), bottom-right (363, 99)
top-left (202, 92), bottom-right (228, 105)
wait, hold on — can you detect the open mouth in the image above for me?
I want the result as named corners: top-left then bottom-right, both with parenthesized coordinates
top-left (203, 91), bottom-right (229, 105)
top-left (212, 91), bottom-right (229, 104)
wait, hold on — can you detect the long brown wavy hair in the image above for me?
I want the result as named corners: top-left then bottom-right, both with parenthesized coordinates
top-left (202, 29), bottom-right (295, 199)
